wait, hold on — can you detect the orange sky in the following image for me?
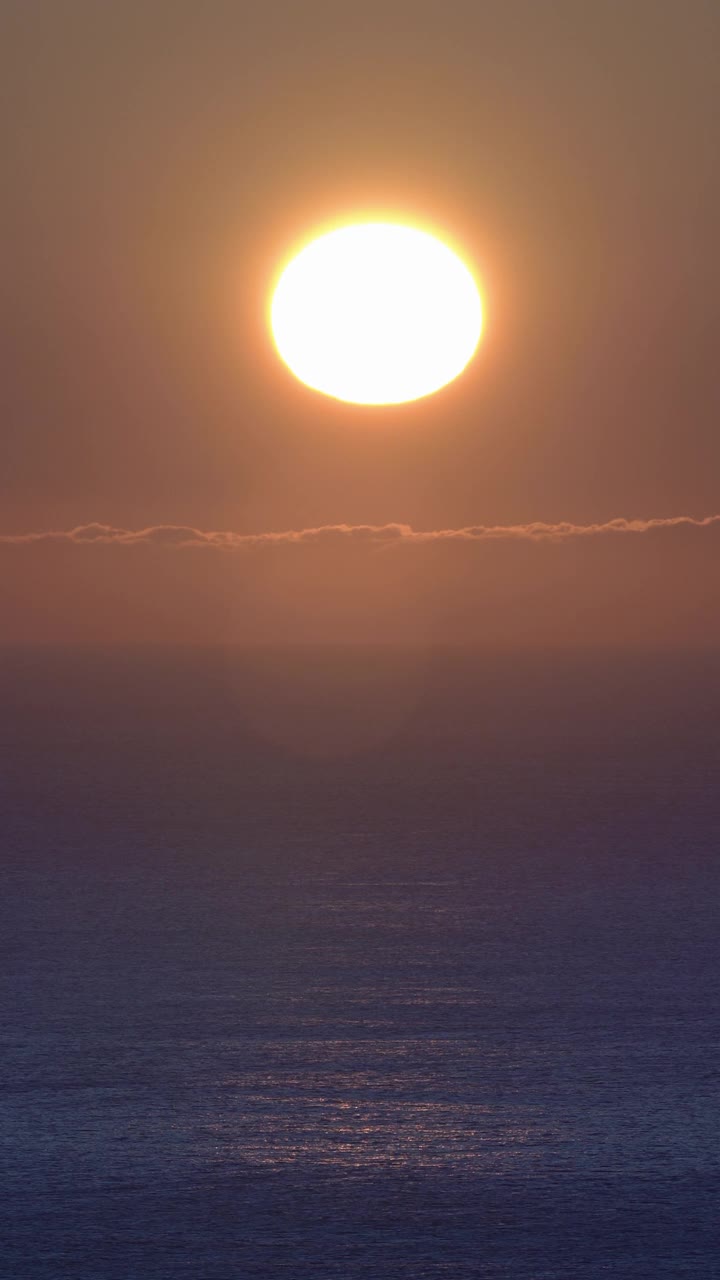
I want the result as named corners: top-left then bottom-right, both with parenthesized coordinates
top-left (2, 1), bottom-right (719, 644)
top-left (1, 516), bottom-right (718, 647)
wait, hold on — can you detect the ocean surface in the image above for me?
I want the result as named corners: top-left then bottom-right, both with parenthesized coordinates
top-left (2, 646), bottom-right (719, 1278)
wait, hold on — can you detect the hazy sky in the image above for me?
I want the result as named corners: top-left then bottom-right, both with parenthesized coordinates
top-left (2, 1), bottom-right (719, 643)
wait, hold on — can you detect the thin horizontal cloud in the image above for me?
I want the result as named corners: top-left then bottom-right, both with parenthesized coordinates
top-left (1, 515), bottom-right (719, 550)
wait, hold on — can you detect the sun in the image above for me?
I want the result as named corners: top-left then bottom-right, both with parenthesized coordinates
top-left (269, 222), bottom-right (483, 406)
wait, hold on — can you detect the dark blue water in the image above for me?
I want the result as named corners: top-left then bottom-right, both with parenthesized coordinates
top-left (2, 648), bottom-right (719, 1277)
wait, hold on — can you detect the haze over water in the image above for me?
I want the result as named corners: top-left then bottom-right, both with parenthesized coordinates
top-left (2, 646), bottom-right (718, 1278)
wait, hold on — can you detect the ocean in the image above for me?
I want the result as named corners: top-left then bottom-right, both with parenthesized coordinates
top-left (2, 646), bottom-right (719, 1278)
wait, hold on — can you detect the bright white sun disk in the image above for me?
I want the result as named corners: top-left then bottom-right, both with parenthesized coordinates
top-left (270, 223), bottom-right (483, 405)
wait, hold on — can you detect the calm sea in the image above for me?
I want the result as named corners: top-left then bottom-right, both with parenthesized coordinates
top-left (1, 647), bottom-right (719, 1278)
